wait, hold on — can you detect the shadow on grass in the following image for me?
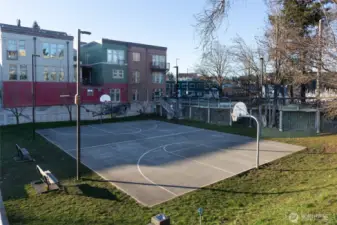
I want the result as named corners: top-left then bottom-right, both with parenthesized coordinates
top-left (64, 183), bottom-right (118, 201)
top-left (82, 178), bottom-right (336, 195)
top-left (264, 167), bottom-right (337, 172)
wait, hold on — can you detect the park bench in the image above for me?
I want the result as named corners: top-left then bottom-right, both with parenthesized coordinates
top-left (15, 144), bottom-right (33, 162)
top-left (35, 165), bottom-right (60, 191)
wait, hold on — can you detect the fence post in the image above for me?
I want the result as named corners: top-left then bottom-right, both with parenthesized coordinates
top-left (316, 109), bottom-right (320, 134)
top-left (279, 110), bottom-right (283, 132)
top-left (229, 103), bottom-right (232, 126)
top-left (249, 109), bottom-right (252, 128)
top-left (207, 98), bottom-right (210, 123)
top-left (258, 104), bottom-right (262, 123)
top-left (189, 105), bottom-right (192, 120)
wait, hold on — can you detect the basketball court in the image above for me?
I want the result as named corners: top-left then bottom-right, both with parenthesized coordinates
top-left (37, 120), bottom-right (305, 206)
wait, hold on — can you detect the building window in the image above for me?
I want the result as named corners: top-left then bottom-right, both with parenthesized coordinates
top-left (7, 40), bottom-right (18, 60)
top-left (51, 68), bottom-right (57, 81)
top-left (43, 43), bottom-right (50, 58)
top-left (189, 83), bottom-right (195, 89)
top-left (57, 44), bottom-right (65, 58)
top-left (9, 64), bottom-right (17, 80)
top-left (132, 52), bottom-right (140, 62)
top-left (19, 65), bottom-right (28, 80)
top-left (50, 44), bottom-right (57, 58)
top-left (87, 89), bottom-right (94, 96)
top-left (197, 92), bottom-right (203, 97)
top-left (132, 89), bottom-right (139, 101)
top-left (107, 49), bottom-right (124, 64)
top-left (59, 68), bottom-right (65, 81)
top-left (44, 67), bottom-right (49, 81)
top-left (182, 83), bottom-right (187, 89)
top-left (152, 88), bottom-right (163, 100)
top-left (112, 70), bottom-right (124, 79)
top-left (110, 89), bottom-right (121, 102)
top-left (132, 71), bottom-right (140, 83)
top-left (197, 83), bottom-right (204, 89)
top-left (152, 72), bottom-right (164, 84)
top-left (152, 55), bottom-right (166, 67)
top-left (19, 41), bottom-right (26, 56)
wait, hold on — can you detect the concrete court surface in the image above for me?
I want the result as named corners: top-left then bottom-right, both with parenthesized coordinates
top-left (37, 120), bottom-right (306, 206)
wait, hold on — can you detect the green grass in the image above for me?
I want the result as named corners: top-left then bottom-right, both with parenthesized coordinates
top-left (2, 116), bottom-right (337, 224)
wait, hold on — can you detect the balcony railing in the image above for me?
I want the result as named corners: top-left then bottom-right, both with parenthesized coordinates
top-left (150, 62), bottom-right (169, 71)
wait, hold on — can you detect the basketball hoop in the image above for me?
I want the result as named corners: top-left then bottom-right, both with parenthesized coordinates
top-left (100, 94), bottom-right (111, 103)
top-left (232, 102), bottom-right (260, 169)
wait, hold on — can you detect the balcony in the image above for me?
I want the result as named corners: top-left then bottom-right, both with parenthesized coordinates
top-left (150, 62), bottom-right (169, 71)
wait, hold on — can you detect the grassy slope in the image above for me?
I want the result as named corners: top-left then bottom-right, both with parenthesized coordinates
top-left (2, 116), bottom-right (337, 225)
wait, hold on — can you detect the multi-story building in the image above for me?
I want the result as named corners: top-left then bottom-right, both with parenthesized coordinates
top-left (0, 21), bottom-right (168, 112)
top-left (127, 42), bottom-right (167, 101)
top-left (0, 21), bottom-right (75, 108)
top-left (81, 39), bottom-right (168, 103)
top-left (80, 39), bottom-right (129, 103)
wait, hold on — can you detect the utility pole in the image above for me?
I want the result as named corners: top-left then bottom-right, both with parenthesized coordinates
top-left (260, 57), bottom-right (264, 98)
top-left (316, 19), bottom-right (323, 99)
top-left (174, 60), bottom-right (179, 118)
top-left (76, 29), bottom-right (91, 180)
top-left (31, 54), bottom-right (40, 140)
top-left (316, 19), bottom-right (323, 134)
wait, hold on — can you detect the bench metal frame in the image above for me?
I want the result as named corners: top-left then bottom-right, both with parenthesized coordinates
top-left (15, 144), bottom-right (33, 162)
top-left (36, 165), bottom-right (60, 191)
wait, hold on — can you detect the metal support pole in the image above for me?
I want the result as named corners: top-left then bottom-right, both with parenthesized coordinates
top-left (207, 98), bottom-right (210, 123)
top-left (249, 109), bottom-right (252, 128)
top-left (76, 29), bottom-right (81, 181)
top-left (31, 54), bottom-right (39, 140)
top-left (260, 57), bottom-right (264, 98)
top-left (31, 55), bottom-right (35, 140)
top-left (251, 115), bottom-right (260, 169)
top-left (189, 106), bottom-right (192, 120)
top-left (279, 110), bottom-right (283, 132)
top-left (316, 19), bottom-right (323, 99)
top-left (316, 109), bottom-right (320, 134)
top-left (240, 115), bottom-right (260, 169)
top-left (229, 104), bottom-right (232, 126)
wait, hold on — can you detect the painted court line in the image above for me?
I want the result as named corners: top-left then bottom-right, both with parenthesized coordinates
top-left (137, 146), bottom-right (178, 197)
top-left (163, 143), bottom-right (236, 175)
top-left (38, 131), bottom-right (151, 206)
top-left (66, 129), bottom-right (203, 151)
top-left (49, 128), bottom-right (107, 137)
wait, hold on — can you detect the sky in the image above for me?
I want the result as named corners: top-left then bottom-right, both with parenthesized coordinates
top-left (0, 0), bottom-right (268, 73)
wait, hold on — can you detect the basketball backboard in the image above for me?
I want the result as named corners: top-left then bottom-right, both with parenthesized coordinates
top-left (232, 102), bottom-right (248, 121)
top-left (100, 94), bottom-right (111, 103)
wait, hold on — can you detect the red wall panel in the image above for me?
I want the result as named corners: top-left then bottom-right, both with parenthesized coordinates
top-left (3, 81), bottom-right (128, 108)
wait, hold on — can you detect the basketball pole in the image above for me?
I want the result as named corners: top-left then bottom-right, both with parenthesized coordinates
top-left (248, 115), bottom-right (260, 169)
top-left (232, 102), bottom-right (260, 169)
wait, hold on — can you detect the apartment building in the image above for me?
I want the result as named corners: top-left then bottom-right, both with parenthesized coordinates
top-left (127, 42), bottom-right (168, 101)
top-left (81, 39), bottom-right (168, 103)
top-left (80, 39), bottom-right (129, 103)
top-left (0, 21), bottom-right (75, 108)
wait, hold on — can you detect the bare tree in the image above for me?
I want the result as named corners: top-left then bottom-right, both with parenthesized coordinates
top-left (195, 0), bottom-right (230, 51)
top-left (5, 95), bottom-right (30, 125)
top-left (6, 107), bottom-right (27, 125)
top-left (195, 41), bottom-right (232, 95)
top-left (60, 90), bottom-right (74, 122)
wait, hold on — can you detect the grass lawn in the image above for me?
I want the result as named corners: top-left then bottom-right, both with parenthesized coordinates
top-left (2, 116), bottom-right (337, 224)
